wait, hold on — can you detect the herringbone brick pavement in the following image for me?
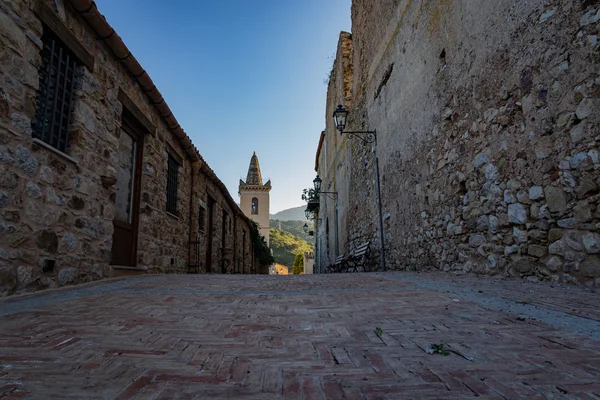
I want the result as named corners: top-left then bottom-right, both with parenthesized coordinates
top-left (0, 273), bottom-right (599, 399)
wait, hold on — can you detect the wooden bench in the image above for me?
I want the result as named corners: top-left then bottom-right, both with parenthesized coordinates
top-left (345, 242), bottom-right (371, 272)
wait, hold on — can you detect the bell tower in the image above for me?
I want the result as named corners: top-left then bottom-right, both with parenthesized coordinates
top-left (239, 152), bottom-right (271, 245)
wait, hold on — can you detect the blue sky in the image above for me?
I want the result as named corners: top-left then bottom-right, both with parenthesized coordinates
top-left (95, 0), bottom-right (351, 214)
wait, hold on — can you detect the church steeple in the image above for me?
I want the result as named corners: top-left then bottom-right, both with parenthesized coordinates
top-left (245, 151), bottom-right (263, 186)
top-left (239, 152), bottom-right (271, 246)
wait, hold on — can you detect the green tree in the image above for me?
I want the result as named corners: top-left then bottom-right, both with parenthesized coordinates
top-left (269, 228), bottom-right (312, 266)
top-left (292, 253), bottom-right (304, 275)
top-left (250, 221), bottom-right (274, 267)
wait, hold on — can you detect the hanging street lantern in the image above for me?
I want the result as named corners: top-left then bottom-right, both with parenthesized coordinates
top-left (313, 175), bottom-right (322, 192)
top-left (333, 104), bottom-right (348, 133)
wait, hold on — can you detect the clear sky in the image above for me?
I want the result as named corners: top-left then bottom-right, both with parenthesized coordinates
top-left (94, 0), bottom-right (351, 214)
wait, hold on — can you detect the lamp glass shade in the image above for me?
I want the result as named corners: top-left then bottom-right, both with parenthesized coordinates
top-left (305, 209), bottom-right (312, 220)
top-left (313, 175), bottom-right (322, 192)
top-left (333, 104), bottom-right (348, 132)
top-left (303, 223), bottom-right (308, 233)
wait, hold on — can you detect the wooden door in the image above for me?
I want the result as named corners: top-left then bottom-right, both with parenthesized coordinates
top-left (206, 197), bottom-right (215, 272)
top-left (110, 122), bottom-right (143, 266)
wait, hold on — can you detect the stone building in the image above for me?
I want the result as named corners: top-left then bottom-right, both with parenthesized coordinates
top-left (315, 0), bottom-right (600, 285)
top-left (239, 152), bottom-right (271, 245)
top-left (0, 0), bottom-right (263, 296)
top-left (303, 251), bottom-right (314, 274)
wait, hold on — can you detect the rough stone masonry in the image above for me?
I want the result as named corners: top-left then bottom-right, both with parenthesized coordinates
top-left (319, 0), bottom-right (600, 285)
top-left (0, 0), bottom-right (261, 297)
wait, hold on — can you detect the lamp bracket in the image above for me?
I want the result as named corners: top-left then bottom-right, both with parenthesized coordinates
top-left (341, 130), bottom-right (377, 144)
top-left (319, 191), bottom-right (338, 201)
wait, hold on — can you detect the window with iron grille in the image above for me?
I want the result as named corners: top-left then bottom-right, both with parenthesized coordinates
top-left (32, 32), bottom-right (80, 153)
top-left (166, 154), bottom-right (179, 215)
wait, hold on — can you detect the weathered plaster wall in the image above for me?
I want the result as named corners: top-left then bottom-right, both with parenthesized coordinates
top-left (0, 0), bottom-right (257, 296)
top-left (327, 0), bottom-right (600, 284)
top-left (316, 32), bottom-right (354, 270)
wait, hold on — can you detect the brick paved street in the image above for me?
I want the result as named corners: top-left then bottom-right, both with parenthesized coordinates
top-left (1, 273), bottom-right (599, 399)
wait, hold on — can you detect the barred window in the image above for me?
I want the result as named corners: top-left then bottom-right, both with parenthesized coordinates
top-left (166, 154), bottom-right (179, 215)
top-left (32, 32), bottom-right (79, 153)
top-left (251, 197), bottom-right (258, 214)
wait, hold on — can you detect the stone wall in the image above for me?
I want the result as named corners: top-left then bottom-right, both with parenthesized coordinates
top-left (321, 0), bottom-right (600, 285)
top-left (0, 0), bottom-right (258, 296)
top-left (315, 33), bottom-right (353, 271)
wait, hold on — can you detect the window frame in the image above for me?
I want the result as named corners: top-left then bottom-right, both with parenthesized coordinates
top-left (251, 197), bottom-right (259, 215)
top-left (32, 31), bottom-right (80, 153)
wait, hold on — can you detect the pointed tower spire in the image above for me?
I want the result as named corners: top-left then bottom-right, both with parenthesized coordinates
top-left (245, 151), bottom-right (263, 186)
top-left (239, 151), bottom-right (271, 245)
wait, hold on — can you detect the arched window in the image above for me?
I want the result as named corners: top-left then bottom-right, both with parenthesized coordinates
top-left (251, 197), bottom-right (259, 214)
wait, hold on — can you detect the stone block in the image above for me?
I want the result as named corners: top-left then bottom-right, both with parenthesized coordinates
top-left (504, 190), bottom-right (516, 204)
top-left (558, 218), bottom-right (576, 229)
top-left (58, 267), bottom-right (77, 286)
top-left (513, 257), bottom-right (536, 273)
top-left (573, 201), bottom-right (592, 223)
top-left (549, 240), bottom-right (566, 256)
top-left (15, 144), bottom-right (38, 175)
top-left (546, 256), bottom-right (563, 272)
top-left (16, 265), bottom-right (34, 286)
top-left (528, 244), bottom-right (547, 258)
top-left (529, 186), bottom-right (544, 201)
top-left (581, 256), bottom-right (600, 277)
top-left (564, 231), bottom-right (584, 251)
top-left (582, 232), bottom-right (600, 254)
top-left (575, 178), bottom-right (598, 199)
top-left (575, 98), bottom-right (596, 120)
top-left (25, 181), bottom-right (41, 199)
top-left (35, 230), bottom-right (58, 253)
top-left (513, 227), bottom-right (528, 244)
top-left (544, 186), bottom-right (567, 214)
top-left (508, 203), bottom-right (527, 224)
top-left (570, 152), bottom-right (591, 170)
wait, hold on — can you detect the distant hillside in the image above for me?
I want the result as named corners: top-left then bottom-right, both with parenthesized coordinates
top-left (269, 228), bottom-right (313, 267)
top-left (270, 219), bottom-right (313, 243)
top-left (270, 205), bottom-right (306, 221)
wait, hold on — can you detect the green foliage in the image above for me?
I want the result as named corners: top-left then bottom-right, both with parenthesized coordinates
top-left (292, 254), bottom-right (304, 274)
top-left (249, 221), bottom-right (274, 267)
top-left (293, 253), bottom-right (304, 267)
top-left (429, 343), bottom-right (450, 356)
top-left (374, 327), bottom-right (383, 337)
top-left (301, 188), bottom-right (319, 203)
top-left (270, 219), bottom-right (313, 243)
top-left (269, 228), bottom-right (313, 267)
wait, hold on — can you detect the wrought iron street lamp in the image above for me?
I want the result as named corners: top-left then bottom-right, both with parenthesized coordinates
top-left (333, 104), bottom-right (377, 144)
top-left (313, 175), bottom-right (322, 192)
top-left (305, 208), bottom-right (314, 220)
top-left (313, 175), bottom-right (337, 200)
top-left (333, 104), bottom-right (386, 271)
top-left (303, 223), bottom-right (309, 233)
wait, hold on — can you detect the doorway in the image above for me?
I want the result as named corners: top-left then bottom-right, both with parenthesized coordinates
top-left (221, 211), bottom-right (228, 273)
top-left (110, 121), bottom-right (143, 266)
top-left (206, 196), bottom-right (215, 272)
